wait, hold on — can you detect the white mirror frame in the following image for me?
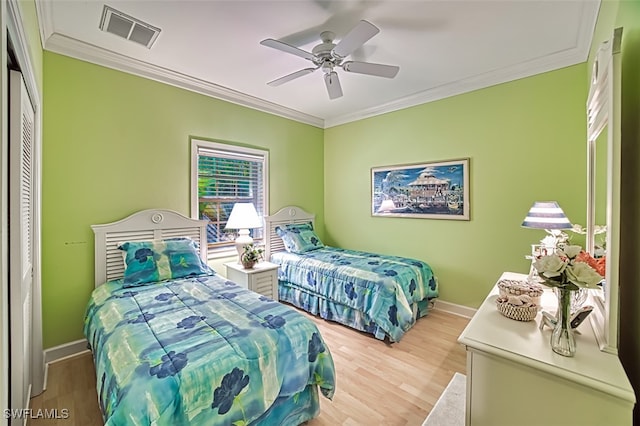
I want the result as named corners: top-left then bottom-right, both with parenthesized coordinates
top-left (586, 27), bottom-right (622, 354)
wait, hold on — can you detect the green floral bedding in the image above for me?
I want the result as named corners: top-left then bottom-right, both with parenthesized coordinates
top-left (272, 247), bottom-right (438, 342)
top-left (84, 274), bottom-right (336, 425)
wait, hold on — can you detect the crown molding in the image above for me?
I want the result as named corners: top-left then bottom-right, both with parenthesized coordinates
top-left (43, 32), bottom-right (325, 128)
top-left (34, 0), bottom-right (54, 50)
top-left (38, 1), bottom-right (598, 130)
top-left (324, 1), bottom-right (599, 128)
top-left (325, 45), bottom-right (587, 128)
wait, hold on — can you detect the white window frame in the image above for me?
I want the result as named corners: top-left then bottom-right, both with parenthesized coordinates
top-left (190, 139), bottom-right (269, 259)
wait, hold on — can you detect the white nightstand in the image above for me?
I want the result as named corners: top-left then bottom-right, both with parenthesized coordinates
top-left (224, 261), bottom-right (279, 301)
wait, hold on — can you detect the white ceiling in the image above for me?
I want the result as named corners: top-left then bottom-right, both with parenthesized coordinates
top-left (36, 0), bottom-right (600, 128)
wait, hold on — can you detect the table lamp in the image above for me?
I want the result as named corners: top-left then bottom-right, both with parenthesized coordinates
top-left (225, 202), bottom-right (263, 263)
top-left (522, 201), bottom-right (572, 281)
top-left (521, 201), bottom-right (573, 236)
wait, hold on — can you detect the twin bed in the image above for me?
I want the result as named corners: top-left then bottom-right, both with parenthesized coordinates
top-left (84, 206), bottom-right (438, 424)
top-left (265, 206), bottom-right (439, 342)
top-left (84, 209), bottom-right (335, 426)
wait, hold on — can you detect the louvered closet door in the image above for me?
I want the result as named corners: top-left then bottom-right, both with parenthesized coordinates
top-left (9, 69), bottom-right (35, 416)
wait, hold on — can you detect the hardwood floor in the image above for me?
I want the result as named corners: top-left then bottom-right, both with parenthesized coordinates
top-left (29, 309), bottom-right (469, 426)
top-left (305, 309), bottom-right (469, 426)
top-left (28, 351), bottom-right (102, 426)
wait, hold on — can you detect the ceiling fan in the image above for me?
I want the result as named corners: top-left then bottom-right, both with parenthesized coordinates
top-left (260, 20), bottom-right (399, 100)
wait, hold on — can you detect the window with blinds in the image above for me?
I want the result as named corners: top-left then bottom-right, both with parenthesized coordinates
top-left (191, 139), bottom-right (269, 256)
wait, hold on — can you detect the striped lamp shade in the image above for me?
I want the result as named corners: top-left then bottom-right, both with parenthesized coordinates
top-left (521, 201), bottom-right (572, 229)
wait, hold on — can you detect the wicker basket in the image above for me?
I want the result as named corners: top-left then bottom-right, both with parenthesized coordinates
top-left (496, 300), bottom-right (539, 322)
top-left (497, 279), bottom-right (543, 306)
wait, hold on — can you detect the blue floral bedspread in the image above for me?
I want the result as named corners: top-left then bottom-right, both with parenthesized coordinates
top-left (84, 274), bottom-right (336, 426)
top-left (271, 247), bottom-right (438, 342)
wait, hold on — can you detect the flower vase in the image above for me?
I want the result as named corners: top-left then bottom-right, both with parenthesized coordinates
top-left (551, 287), bottom-right (576, 357)
top-left (571, 288), bottom-right (588, 311)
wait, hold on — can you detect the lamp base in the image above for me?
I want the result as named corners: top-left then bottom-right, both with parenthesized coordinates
top-left (235, 229), bottom-right (253, 264)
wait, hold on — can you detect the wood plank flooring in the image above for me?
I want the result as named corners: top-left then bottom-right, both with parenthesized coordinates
top-left (29, 309), bottom-right (469, 426)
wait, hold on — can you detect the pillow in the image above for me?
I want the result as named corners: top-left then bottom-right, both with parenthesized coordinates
top-left (275, 222), bottom-right (324, 254)
top-left (118, 238), bottom-right (214, 287)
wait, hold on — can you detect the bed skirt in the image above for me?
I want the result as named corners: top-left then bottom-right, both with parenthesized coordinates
top-left (279, 281), bottom-right (434, 341)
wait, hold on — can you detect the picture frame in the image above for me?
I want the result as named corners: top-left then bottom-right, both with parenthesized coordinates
top-left (371, 158), bottom-right (470, 220)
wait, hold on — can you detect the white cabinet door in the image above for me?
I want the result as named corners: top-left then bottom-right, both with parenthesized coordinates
top-left (9, 69), bottom-right (35, 416)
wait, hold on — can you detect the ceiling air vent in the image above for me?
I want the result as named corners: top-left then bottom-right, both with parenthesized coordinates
top-left (99, 5), bottom-right (161, 49)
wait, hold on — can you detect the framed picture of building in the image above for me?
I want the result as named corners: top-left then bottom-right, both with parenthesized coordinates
top-left (371, 158), bottom-right (470, 220)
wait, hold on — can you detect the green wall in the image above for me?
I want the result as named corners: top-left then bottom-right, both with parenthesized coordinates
top-left (42, 52), bottom-right (324, 348)
top-left (324, 64), bottom-right (587, 307)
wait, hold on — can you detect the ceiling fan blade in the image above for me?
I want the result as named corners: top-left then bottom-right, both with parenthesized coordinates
top-left (260, 38), bottom-right (314, 61)
top-left (267, 67), bottom-right (318, 87)
top-left (332, 20), bottom-right (379, 59)
top-left (342, 61), bottom-right (399, 78)
top-left (324, 71), bottom-right (343, 99)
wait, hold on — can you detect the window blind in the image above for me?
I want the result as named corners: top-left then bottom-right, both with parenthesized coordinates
top-left (195, 144), bottom-right (267, 251)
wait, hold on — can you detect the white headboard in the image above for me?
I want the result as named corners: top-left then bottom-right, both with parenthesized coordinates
top-left (264, 206), bottom-right (316, 260)
top-left (91, 209), bottom-right (208, 287)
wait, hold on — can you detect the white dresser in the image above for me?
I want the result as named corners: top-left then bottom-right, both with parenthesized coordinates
top-left (224, 261), bottom-right (279, 301)
top-left (458, 272), bottom-right (635, 426)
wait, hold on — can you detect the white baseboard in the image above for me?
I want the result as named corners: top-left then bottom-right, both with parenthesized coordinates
top-left (43, 339), bottom-right (89, 365)
top-left (433, 299), bottom-right (477, 319)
